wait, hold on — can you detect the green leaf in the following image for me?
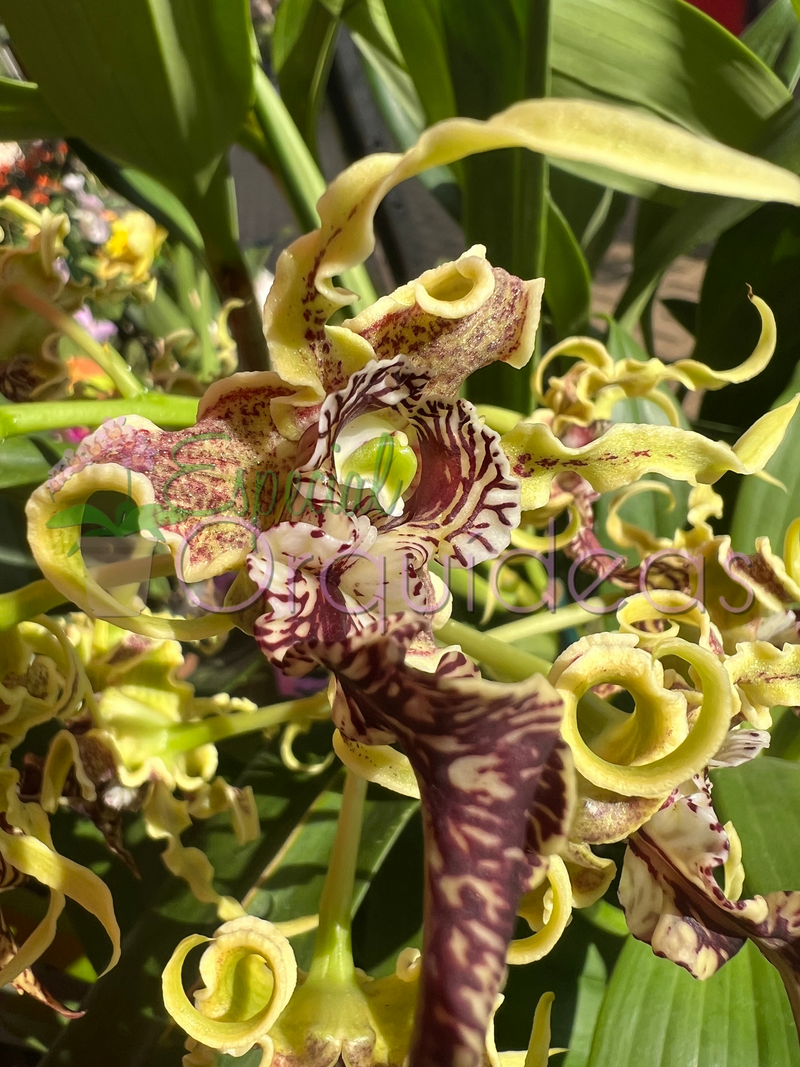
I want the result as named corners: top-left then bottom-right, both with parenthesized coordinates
top-left (587, 937), bottom-right (800, 1067)
top-left (342, 0), bottom-right (406, 66)
top-left (551, 0), bottom-right (789, 150)
top-left (742, 0), bottom-right (800, 91)
top-left (435, 0), bottom-right (552, 410)
top-left (544, 196), bottom-right (591, 338)
top-left (0, 435), bottom-right (62, 491)
top-left (730, 359), bottom-right (800, 554)
top-left (695, 204), bottom-right (800, 432)
top-left (273, 0), bottom-right (341, 155)
top-left (617, 100), bottom-right (800, 328)
top-left (661, 297), bottom-right (697, 337)
top-left (248, 776), bottom-right (418, 970)
top-left (712, 757), bottom-right (800, 897)
top-left (383, 0), bottom-right (457, 124)
top-left (0, 75), bottom-right (63, 140)
top-left (0, 0), bottom-right (254, 200)
top-left (562, 944), bottom-right (607, 1067)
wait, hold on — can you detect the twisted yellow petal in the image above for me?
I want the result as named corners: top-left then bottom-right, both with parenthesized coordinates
top-left (0, 827), bottom-right (120, 980)
top-left (503, 394), bottom-right (800, 512)
top-left (507, 857), bottom-right (572, 965)
top-left (162, 915), bottom-right (297, 1060)
top-left (551, 635), bottom-right (735, 797)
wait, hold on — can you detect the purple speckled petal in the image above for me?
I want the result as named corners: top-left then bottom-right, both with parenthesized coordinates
top-left (339, 255), bottom-right (543, 399)
top-left (299, 357), bottom-right (521, 567)
top-left (30, 373), bottom-right (300, 584)
top-left (293, 616), bottom-right (569, 1067)
top-left (619, 784), bottom-right (800, 1035)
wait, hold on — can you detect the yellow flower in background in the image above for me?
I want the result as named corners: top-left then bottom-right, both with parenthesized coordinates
top-left (97, 210), bottom-right (167, 285)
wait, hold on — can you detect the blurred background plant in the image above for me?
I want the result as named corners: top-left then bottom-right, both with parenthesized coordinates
top-left (2, 1), bottom-right (800, 1065)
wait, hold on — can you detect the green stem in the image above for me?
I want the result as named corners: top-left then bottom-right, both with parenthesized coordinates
top-left (251, 68), bottom-right (377, 313)
top-left (7, 284), bottom-right (143, 399)
top-left (163, 692), bottom-right (329, 754)
top-left (0, 395), bottom-right (198, 438)
top-left (581, 900), bottom-right (629, 937)
top-left (435, 618), bottom-right (552, 680)
top-left (487, 599), bottom-right (606, 642)
top-left (311, 771), bottom-right (368, 974)
top-left (252, 68), bottom-right (325, 235)
top-left (0, 579), bottom-right (65, 630)
top-left (0, 554), bottom-right (177, 632)
top-left (435, 617), bottom-right (613, 725)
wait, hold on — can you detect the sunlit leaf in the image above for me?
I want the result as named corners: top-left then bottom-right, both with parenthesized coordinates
top-left (0, 0), bottom-right (254, 200)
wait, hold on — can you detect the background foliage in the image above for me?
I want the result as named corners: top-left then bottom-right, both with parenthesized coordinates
top-left (1, 1), bottom-right (800, 1064)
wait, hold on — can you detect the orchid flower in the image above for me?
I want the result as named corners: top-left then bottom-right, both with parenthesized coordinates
top-left (21, 98), bottom-right (800, 1061)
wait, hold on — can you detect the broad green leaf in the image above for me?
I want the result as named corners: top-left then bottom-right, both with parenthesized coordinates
top-left (742, 0), bottom-right (800, 91)
top-left (440, 0), bottom-right (526, 122)
top-left (433, 0), bottom-right (550, 409)
top-left (352, 32), bottom-right (425, 149)
top-left (544, 196), bottom-right (591, 338)
top-left (730, 361), bottom-right (800, 553)
top-left (0, 435), bottom-right (66, 491)
top-left (587, 937), bottom-right (800, 1067)
top-left (0, 0), bottom-right (254, 200)
top-left (661, 297), bottom-right (697, 337)
top-left (383, 0), bottom-right (457, 124)
top-left (247, 776), bottom-right (418, 970)
top-left (562, 944), bottom-right (607, 1067)
top-left (273, 0), bottom-right (341, 156)
top-left (695, 204), bottom-right (800, 432)
top-left (348, 16), bottom-right (460, 212)
top-left (343, 0), bottom-right (406, 65)
top-left (0, 76), bottom-right (63, 140)
top-left (551, 0), bottom-right (789, 150)
top-left (712, 757), bottom-right (800, 897)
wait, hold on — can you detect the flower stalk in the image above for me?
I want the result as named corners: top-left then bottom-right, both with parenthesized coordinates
top-left (163, 692), bottom-right (330, 755)
top-left (311, 770), bottom-right (368, 970)
top-left (0, 394), bottom-right (199, 438)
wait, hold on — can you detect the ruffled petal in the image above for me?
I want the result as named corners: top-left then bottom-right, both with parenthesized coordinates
top-left (26, 373), bottom-right (299, 638)
top-left (340, 246), bottom-right (543, 398)
top-left (619, 785), bottom-right (800, 1035)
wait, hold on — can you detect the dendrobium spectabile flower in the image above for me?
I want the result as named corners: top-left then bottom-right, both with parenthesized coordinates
top-left (17, 99), bottom-right (800, 1063)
